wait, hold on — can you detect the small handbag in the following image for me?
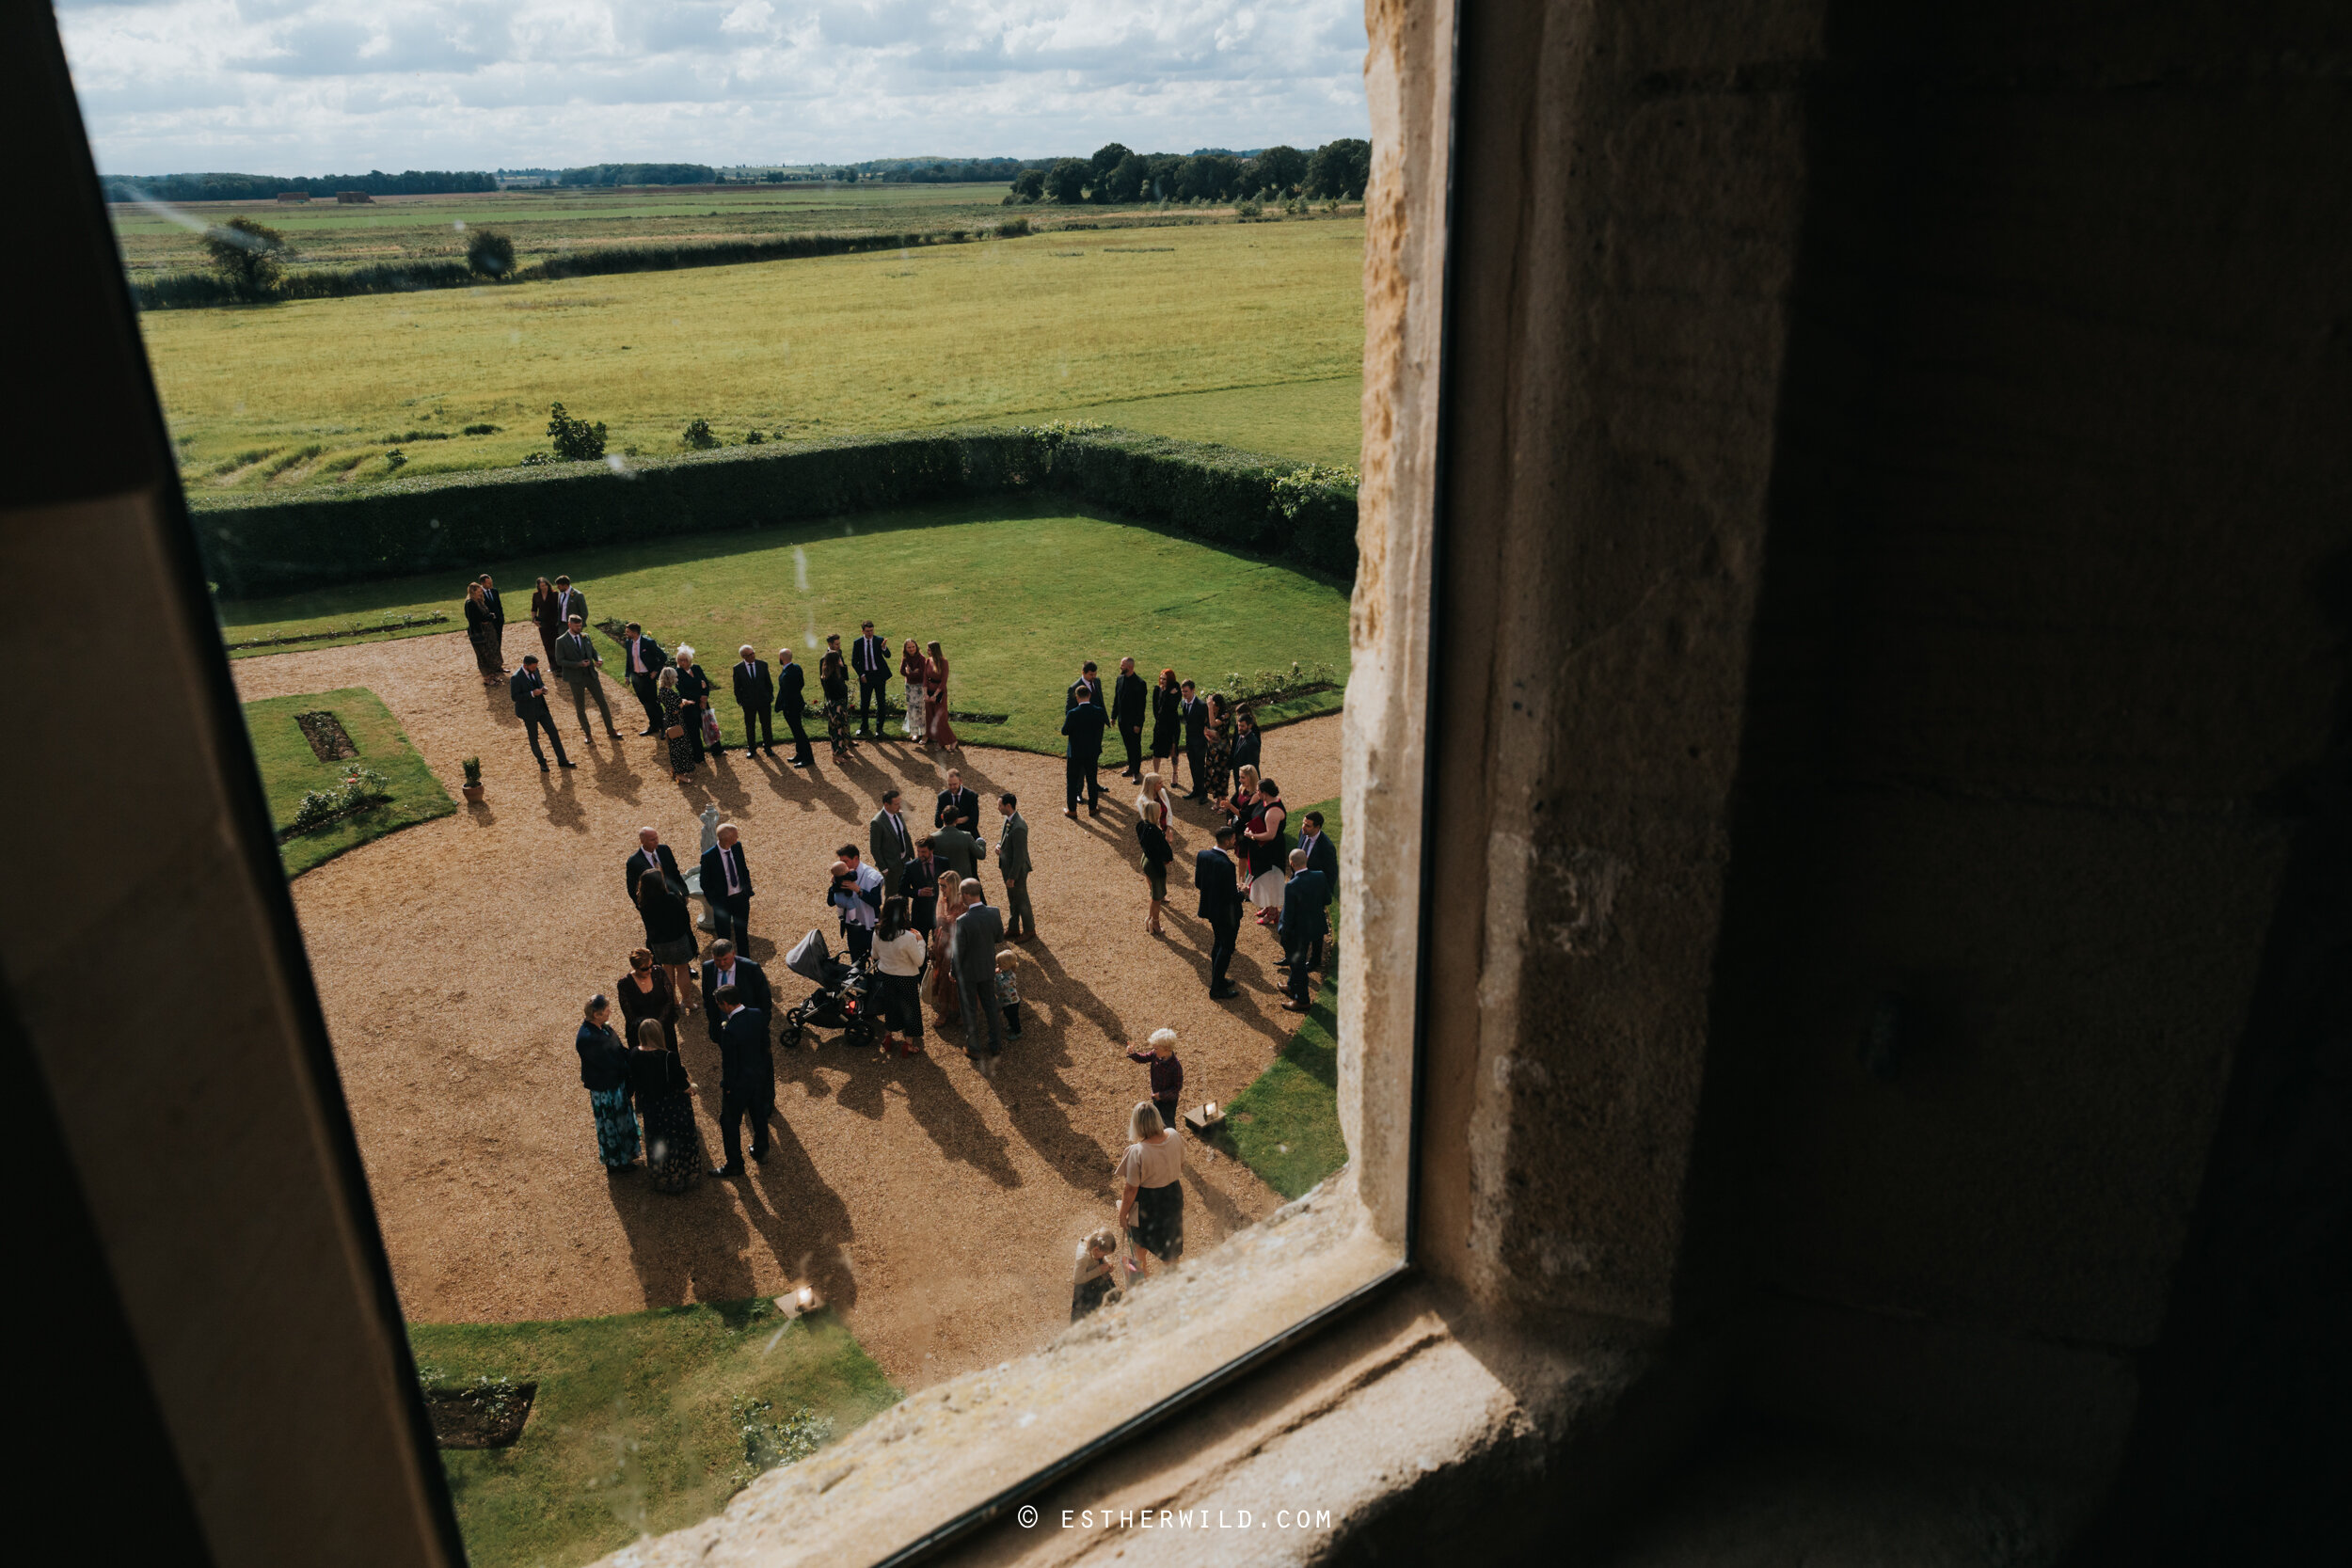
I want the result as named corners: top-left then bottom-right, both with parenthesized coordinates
top-left (701, 707), bottom-right (723, 747)
top-left (664, 720), bottom-right (686, 739)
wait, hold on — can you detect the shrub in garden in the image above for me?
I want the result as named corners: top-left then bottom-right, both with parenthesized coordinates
top-left (547, 403), bottom-right (607, 462)
top-left (997, 216), bottom-right (1032, 237)
top-left (289, 766), bottom-right (389, 833)
top-left (743, 429), bottom-right (767, 445)
top-left (384, 448), bottom-right (406, 471)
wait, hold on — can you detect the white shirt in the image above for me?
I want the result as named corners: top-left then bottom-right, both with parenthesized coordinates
top-left (720, 845), bottom-right (744, 895)
top-left (834, 863), bottom-right (884, 928)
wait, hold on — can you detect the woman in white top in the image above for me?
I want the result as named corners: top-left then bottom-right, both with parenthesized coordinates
top-left (1135, 768), bottom-right (1178, 832)
top-left (870, 896), bottom-right (928, 1058)
top-left (1117, 1100), bottom-right (1184, 1279)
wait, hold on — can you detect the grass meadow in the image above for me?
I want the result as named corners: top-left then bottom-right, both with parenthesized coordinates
top-left (242, 686), bottom-right (455, 876)
top-left (215, 498), bottom-right (1352, 756)
top-left (142, 216), bottom-right (1364, 486)
top-left (411, 1298), bottom-right (897, 1568)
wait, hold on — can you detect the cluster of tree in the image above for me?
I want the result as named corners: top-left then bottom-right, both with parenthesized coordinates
top-left (1008, 140), bottom-right (1370, 205)
top-left (103, 169), bottom-right (496, 203)
top-left (840, 156), bottom-right (1049, 183)
top-left (556, 163), bottom-right (718, 187)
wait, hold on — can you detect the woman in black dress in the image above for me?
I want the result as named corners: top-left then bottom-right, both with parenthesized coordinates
top-left (657, 667), bottom-right (696, 783)
top-left (635, 866), bottom-right (699, 1011)
top-left (1149, 669), bottom-right (1182, 771)
top-left (673, 643), bottom-right (712, 767)
top-left (615, 947), bottom-right (681, 1051)
top-left (462, 582), bottom-right (501, 686)
top-left (818, 635), bottom-right (855, 757)
top-left (577, 995), bottom-right (641, 1170)
top-left (628, 1017), bottom-right (703, 1194)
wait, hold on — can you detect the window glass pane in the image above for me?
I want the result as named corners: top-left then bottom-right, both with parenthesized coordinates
top-left (57, 2), bottom-right (1406, 1558)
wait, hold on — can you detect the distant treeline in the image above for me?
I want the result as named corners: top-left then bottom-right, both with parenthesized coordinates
top-left (103, 169), bottom-right (496, 203)
top-left (1009, 141), bottom-right (1371, 205)
top-left (555, 163), bottom-right (720, 187)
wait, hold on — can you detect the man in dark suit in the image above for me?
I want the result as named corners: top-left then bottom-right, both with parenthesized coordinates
top-left (933, 769), bottom-right (980, 833)
top-left (554, 613), bottom-right (622, 742)
top-left (1179, 679), bottom-right (1209, 799)
top-left (950, 880), bottom-right (1007, 1074)
top-left (1277, 848), bottom-right (1331, 1010)
top-left (902, 838), bottom-right (943, 934)
top-left (626, 827), bottom-right (686, 906)
top-left (850, 619), bottom-right (891, 737)
top-left (1297, 810), bottom-right (1340, 971)
top-left (731, 643), bottom-right (776, 757)
top-left (700, 938), bottom-right (771, 1038)
top-left (1195, 826), bottom-right (1245, 999)
top-left (1112, 656), bottom-right (1148, 782)
top-left (478, 574), bottom-right (506, 666)
top-left (700, 823), bottom-right (755, 953)
top-left (709, 983), bottom-right (773, 1176)
top-left (508, 655), bottom-right (574, 771)
top-left (551, 576), bottom-right (587, 633)
top-left (1061, 686), bottom-right (1107, 818)
top-left (620, 623), bottom-right (666, 736)
top-left (776, 646), bottom-right (815, 767)
top-left (1068, 659), bottom-right (1105, 715)
top-left (869, 789), bottom-right (915, 895)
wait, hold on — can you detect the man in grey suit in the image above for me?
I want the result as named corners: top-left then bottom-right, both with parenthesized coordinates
top-left (950, 879), bottom-right (1007, 1074)
top-left (553, 613), bottom-right (622, 743)
top-left (930, 814), bottom-right (988, 900)
top-left (868, 788), bottom-right (915, 895)
top-left (994, 792), bottom-right (1033, 942)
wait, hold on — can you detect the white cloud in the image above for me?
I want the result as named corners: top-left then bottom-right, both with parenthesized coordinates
top-left (52, 0), bottom-right (1370, 173)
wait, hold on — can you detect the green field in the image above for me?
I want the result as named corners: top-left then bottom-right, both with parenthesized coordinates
top-left (242, 687), bottom-right (455, 876)
top-left (114, 182), bottom-right (1104, 279)
top-left (412, 1299), bottom-right (897, 1568)
top-left (139, 216), bottom-right (1364, 487)
top-left (1220, 796), bottom-right (1348, 1199)
top-left (215, 499), bottom-right (1351, 755)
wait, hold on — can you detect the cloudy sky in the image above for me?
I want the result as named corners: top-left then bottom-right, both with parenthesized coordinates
top-left (54, 0), bottom-right (1371, 176)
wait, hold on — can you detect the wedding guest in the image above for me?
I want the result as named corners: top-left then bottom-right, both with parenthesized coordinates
top-left (619, 622), bottom-right (667, 736)
top-left (509, 654), bottom-right (573, 771)
top-left (899, 636), bottom-right (928, 741)
top-left (635, 866), bottom-right (699, 1009)
top-left (871, 897), bottom-right (928, 1058)
top-left (1125, 1027), bottom-right (1184, 1128)
top-left (1150, 669), bottom-right (1182, 776)
top-left (828, 847), bottom-right (884, 964)
top-left (924, 640), bottom-right (960, 752)
top-left (1112, 655), bottom-right (1148, 782)
top-left (463, 581), bottom-right (501, 686)
top-left (577, 996), bottom-right (641, 1171)
top-left (1203, 690), bottom-right (1235, 800)
top-left (656, 666), bottom-right (696, 783)
top-left (903, 836), bottom-right (943, 936)
top-left (1231, 705), bottom-right (1263, 777)
top-left (1071, 1227), bottom-right (1120, 1321)
top-left (1179, 679), bottom-right (1210, 800)
top-left (731, 642), bottom-right (775, 757)
top-left (530, 576), bottom-right (562, 664)
top-left (995, 793), bottom-right (1034, 943)
top-left (818, 636), bottom-right (855, 757)
top-left (477, 573), bottom-right (507, 666)
top-left (629, 1017), bottom-right (702, 1194)
top-left (1117, 1101), bottom-right (1184, 1279)
top-left (777, 645), bottom-right (815, 767)
top-left (674, 643), bottom-right (713, 767)
top-left (994, 946), bottom-right (1024, 1039)
top-left (850, 619), bottom-right (892, 738)
top-left (1245, 777), bottom-right (1290, 928)
top-left (927, 872), bottom-right (967, 1023)
top-left (1136, 797), bottom-right (1174, 936)
top-left (616, 948), bottom-right (682, 1052)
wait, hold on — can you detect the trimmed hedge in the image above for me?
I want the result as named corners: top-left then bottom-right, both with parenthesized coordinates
top-left (190, 427), bottom-right (1359, 597)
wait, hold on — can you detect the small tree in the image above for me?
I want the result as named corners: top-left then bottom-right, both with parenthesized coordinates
top-left (681, 418), bottom-right (718, 451)
top-left (1042, 158), bottom-right (1089, 204)
top-left (202, 215), bottom-right (289, 300)
top-left (547, 403), bottom-right (607, 462)
top-left (466, 229), bottom-right (517, 279)
top-left (1009, 168), bottom-right (1046, 200)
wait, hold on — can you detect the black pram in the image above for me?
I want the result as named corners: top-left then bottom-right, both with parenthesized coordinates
top-left (779, 928), bottom-right (877, 1050)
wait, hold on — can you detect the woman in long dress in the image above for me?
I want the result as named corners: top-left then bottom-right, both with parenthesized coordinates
top-left (615, 948), bottom-right (681, 1052)
top-left (463, 582), bottom-right (501, 685)
top-left (635, 866), bottom-right (699, 1011)
top-left (818, 638), bottom-right (855, 757)
top-left (1244, 777), bottom-right (1289, 926)
top-left (657, 667), bottom-right (696, 783)
top-left (1203, 692), bottom-right (1235, 800)
top-left (923, 641), bottom-right (959, 752)
top-left (673, 644), bottom-right (711, 768)
top-left (926, 874), bottom-right (966, 1023)
top-left (899, 638), bottom-right (928, 742)
top-left (1149, 670), bottom-right (1182, 772)
top-left (530, 577), bottom-right (562, 665)
top-left (629, 1017), bottom-right (703, 1194)
top-left (577, 996), bottom-right (642, 1170)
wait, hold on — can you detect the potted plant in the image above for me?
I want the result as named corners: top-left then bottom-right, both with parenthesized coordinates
top-left (461, 756), bottom-right (484, 803)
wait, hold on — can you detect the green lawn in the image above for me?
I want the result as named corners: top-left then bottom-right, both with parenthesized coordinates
top-left (412, 1299), bottom-right (898, 1568)
top-left (242, 687), bottom-right (455, 877)
top-left (215, 498), bottom-right (1351, 756)
top-left (138, 216), bottom-right (1363, 485)
top-left (1220, 796), bottom-right (1348, 1199)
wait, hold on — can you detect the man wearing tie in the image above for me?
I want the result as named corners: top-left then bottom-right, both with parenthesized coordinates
top-left (776, 646), bottom-right (815, 768)
top-left (554, 613), bottom-right (622, 742)
top-left (869, 788), bottom-right (915, 895)
top-left (1179, 679), bottom-right (1209, 800)
top-left (1194, 825), bottom-right (1244, 999)
top-left (478, 574), bottom-right (506, 666)
top-left (1068, 659), bottom-right (1106, 715)
top-left (950, 879), bottom-right (1007, 1075)
top-left (995, 792), bottom-right (1034, 942)
top-left (701, 823), bottom-right (755, 954)
top-left (626, 827), bottom-right (686, 905)
top-left (700, 938), bottom-right (771, 1039)
top-left (708, 983), bottom-right (773, 1177)
top-left (508, 654), bottom-right (574, 771)
top-left (1112, 656), bottom-right (1148, 783)
top-left (1277, 848), bottom-right (1330, 1011)
top-left (551, 575), bottom-right (587, 632)
top-left (850, 620), bottom-right (891, 738)
top-left (620, 623), bottom-right (666, 736)
top-left (1061, 684), bottom-right (1107, 818)
top-left (1297, 810), bottom-right (1339, 971)
top-left (732, 643), bottom-right (776, 758)
top-left (933, 770), bottom-right (979, 833)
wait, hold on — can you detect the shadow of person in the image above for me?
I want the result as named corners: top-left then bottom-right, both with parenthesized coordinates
top-left (892, 1047), bottom-right (1025, 1189)
top-left (1020, 941), bottom-right (1131, 1047)
top-left (606, 1136), bottom-right (759, 1307)
top-left (540, 769), bottom-right (589, 832)
top-left (989, 1028), bottom-right (1116, 1190)
top-left (1183, 1164), bottom-right (1256, 1240)
top-left (736, 1105), bottom-right (861, 1314)
top-left (585, 737), bottom-right (644, 806)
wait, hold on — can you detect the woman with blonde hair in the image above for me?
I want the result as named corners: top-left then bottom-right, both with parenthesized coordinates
top-left (657, 666), bottom-right (695, 783)
top-left (1135, 779), bottom-right (1176, 936)
top-left (1116, 1100), bottom-right (1184, 1280)
top-left (923, 639), bottom-right (960, 752)
top-left (899, 637), bottom-right (927, 742)
top-left (462, 581), bottom-right (501, 686)
top-left (926, 871), bottom-right (967, 1022)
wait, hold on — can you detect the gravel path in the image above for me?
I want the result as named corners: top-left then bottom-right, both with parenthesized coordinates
top-left (233, 633), bottom-right (1338, 1390)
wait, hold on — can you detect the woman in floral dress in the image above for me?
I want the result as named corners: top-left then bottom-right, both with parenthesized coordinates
top-left (628, 1018), bottom-right (702, 1194)
top-left (818, 638), bottom-right (855, 757)
top-left (900, 638), bottom-right (928, 741)
top-left (657, 667), bottom-right (695, 782)
top-left (926, 873), bottom-right (966, 1024)
top-left (1203, 691), bottom-right (1236, 800)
